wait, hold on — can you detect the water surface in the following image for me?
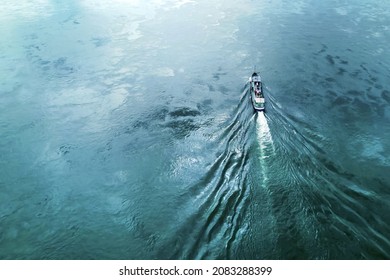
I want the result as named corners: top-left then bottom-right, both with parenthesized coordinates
top-left (0, 0), bottom-right (389, 259)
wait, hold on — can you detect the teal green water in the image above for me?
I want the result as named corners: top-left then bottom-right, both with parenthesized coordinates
top-left (0, 0), bottom-right (389, 259)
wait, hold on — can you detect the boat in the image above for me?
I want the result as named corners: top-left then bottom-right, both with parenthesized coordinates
top-left (249, 72), bottom-right (265, 112)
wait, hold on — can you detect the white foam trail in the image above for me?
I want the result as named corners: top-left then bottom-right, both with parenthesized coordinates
top-left (256, 112), bottom-right (275, 155)
top-left (255, 112), bottom-right (275, 187)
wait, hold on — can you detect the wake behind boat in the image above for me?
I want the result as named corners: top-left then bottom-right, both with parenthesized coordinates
top-left (249, 72), bottom-right (265, 112)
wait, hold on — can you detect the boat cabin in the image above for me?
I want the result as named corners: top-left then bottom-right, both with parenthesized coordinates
top-left (251, 79), bottom-right (263, 98)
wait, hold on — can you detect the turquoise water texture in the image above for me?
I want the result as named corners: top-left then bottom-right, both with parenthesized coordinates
top-left (0, 0), bottom-right (389, 259)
